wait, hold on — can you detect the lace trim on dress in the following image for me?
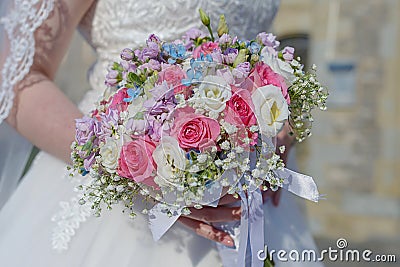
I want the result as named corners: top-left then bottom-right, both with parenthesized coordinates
top-left (0, 0), bottom-right (55, 123)
top-left (51, 196), bottom-right (92, 251)
top-left (51, 171), bottom-right (92, 251)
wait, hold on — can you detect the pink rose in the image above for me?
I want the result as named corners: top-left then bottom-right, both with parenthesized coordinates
top-left (224, 86), bottom-right (257, 127)
top-left (193, 41), bottom-right (220, 58)
top-left (171, 107), bottom-right (220, 150)
top-left (117, 136), bottom-right (158, 188)
top-left (109, 88), bottom-right (129, 112)
top-left (248, 62), bottom-right (290, 104)
top-left (224, 86), bottom-right (258, 146)
top-left (158, 65), bottom-right (189, 97)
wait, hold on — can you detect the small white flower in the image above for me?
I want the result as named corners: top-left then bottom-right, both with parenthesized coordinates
top-left (99, 139), bottom-right (121, 173)
top-left (221, 140), bottom-right (230, 150)
top-left (227, 152), bottom-right (236, 159)
top-left (116, 185), bottom-right (125, 192)
top-left (235, 146), bottom-right (244, 153)
top-left (279, 145), bottom-right (286, 154)
top-left (215, 159), bottom-right (223, 167)
top-left (221, 121), bottom-right (238, 134)
top-left (189, 165), bottom-right (200, 173)
top-left (197, 154), bottom-right (208, 164)
top-left (249, 125), bottom-right (259, 132)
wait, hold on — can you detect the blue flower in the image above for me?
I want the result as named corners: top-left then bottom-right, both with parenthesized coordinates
top-left (162, 43), bottom-right (187, 63)
top-left (249, 42), bottom-right (261, 54)
top-left (181, 54), bottom-right (213, 86)
top-left (123, 87), bottom-right (141, 102)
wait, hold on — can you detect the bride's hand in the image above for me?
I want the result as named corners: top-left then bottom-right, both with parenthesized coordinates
top-left (262, 188), bottom-right (282, 206)
top-left (177, 184), bottom-right (281, 246)
top-left (178, 193), bottom-right (241, 247)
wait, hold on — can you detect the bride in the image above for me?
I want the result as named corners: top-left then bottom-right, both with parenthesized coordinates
top-left (0, 0), bottom-right (322, 266)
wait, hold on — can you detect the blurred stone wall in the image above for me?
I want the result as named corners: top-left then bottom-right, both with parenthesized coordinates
top-left (274, 0), bottom-right (399, 264)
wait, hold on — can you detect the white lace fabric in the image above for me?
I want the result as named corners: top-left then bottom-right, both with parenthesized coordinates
top-left (0, 0), bottom-right (55, 123)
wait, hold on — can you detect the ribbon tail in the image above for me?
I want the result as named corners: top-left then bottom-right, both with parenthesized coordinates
top-left (249, 189), bottom-right (265, 267)
top-left (148, 203), bottom-right (181, 241)
top-left (237, 189), bottom-right (249, 267)
top-left (275, 168), bottom-right (320, 202)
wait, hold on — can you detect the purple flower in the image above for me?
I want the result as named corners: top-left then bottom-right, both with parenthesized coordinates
top-left (94, 109), bottom-right (119, 143)
top-left (142, 42), bottom-right (160, 61)
top-left (93, 120), bottom-right (111, 143)
top-left (256, 32), bottom-right (280, 48)
top-left (134, 49), bottom-right (142, 60)
top-left (282, 46), bottom-right (295, 61)
top-left (105, 69), bottom-right (119, 87)
top-left (232, 62), bottom-right (251, 82)
top-left (222, 48), bottom-right (238, 64)
top-left (218, 33), bottom-right (232, 45)
top-left (210, 51), bottom-right (223, 63)
top-left (146, 114), bottom-right (173, 142)
top-left (125, 118), bottom-right (147, 134)
top-left (121, 48), bottom-right (134, 61)
top-left (139, 59), bottom-right (161, 71)
top-left (235, 62), bottom-right (251, 74)
top-left (184, 28), bottom-right (207, 41)
top-left (147, 34), bottom-right (161, 44)
top-left (75, 116), bottom-right (95, 146)
top-left (84, 153), bottom-right (96, 171)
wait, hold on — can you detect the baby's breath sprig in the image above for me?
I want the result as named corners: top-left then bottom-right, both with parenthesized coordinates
top-left (288, 65), bottom-right (328, 142)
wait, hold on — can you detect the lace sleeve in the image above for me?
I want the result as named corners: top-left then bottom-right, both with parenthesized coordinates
top-left (0, 0), bottom-right (94, 208)
top-left (0, 0), bottom-right (55, 124)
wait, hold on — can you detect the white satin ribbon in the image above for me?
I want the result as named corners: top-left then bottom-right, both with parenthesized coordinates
top-left (148, 167), bottom-right (320, 266)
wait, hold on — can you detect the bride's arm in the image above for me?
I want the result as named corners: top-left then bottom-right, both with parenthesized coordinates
top-left (5, 0), bottom-right (95, 163)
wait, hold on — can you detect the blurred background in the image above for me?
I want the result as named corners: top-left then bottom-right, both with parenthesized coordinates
top-left (49, 0), bottom-right (400, 266)
top-left (273, 0), bottom-right (400, 266)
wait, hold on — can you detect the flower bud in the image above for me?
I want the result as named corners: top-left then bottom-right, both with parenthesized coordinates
top-left (217, 15), bottom-right (229, 37)
top-left (199, 8), bottom-right (210, 26)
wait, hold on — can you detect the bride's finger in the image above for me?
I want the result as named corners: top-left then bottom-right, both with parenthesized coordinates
top-left (218, 193), bottom-right (241, 206)
top-left (272, 189), bottom-right (282, 206)
top-left (178, 217), bottom-right (235, 247)
top-left (184, 206), bottom-right (241, 223)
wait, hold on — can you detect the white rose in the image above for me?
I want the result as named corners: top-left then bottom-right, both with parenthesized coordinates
top-left (260, 47), bottom-right (296, 83)
top-left (196, 75), bottom-right (232, 112)
top-left (152, 136), bottom-right (187, 187)
top-left (100, 139), bottom-right (121, 173)
top-left (252, 85), bottom-right (289, 137)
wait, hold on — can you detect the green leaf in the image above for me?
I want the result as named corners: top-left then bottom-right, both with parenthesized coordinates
top-left (127, 72), bottom-right (142, 85)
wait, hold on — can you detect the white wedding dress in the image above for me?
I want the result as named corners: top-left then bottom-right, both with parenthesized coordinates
top-left (0, 0), bottom-right (323, 266)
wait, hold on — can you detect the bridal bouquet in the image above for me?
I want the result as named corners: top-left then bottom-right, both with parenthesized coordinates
top-left (70, 9), bottom-right (327, 266)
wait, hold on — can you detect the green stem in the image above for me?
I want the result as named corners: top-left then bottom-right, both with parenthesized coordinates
top-left (206, 25), bottom-right (215, 42)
